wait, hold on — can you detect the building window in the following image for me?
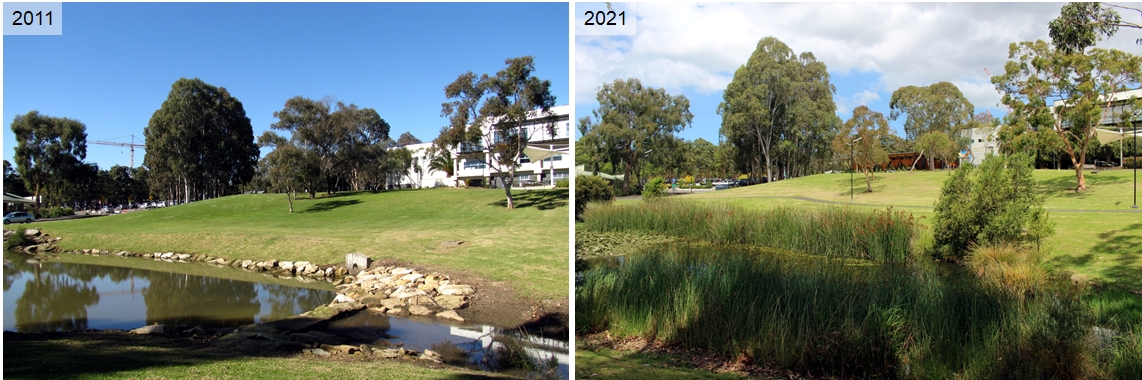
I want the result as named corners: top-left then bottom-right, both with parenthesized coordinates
top-left (463, 159), bottom-right (485, 170)
top-left (542, 155), bottom-right (563, 162)
top-left (554, 171), bottom-right (569, 179)
top-left (519, 154), bottom-right (531, 164)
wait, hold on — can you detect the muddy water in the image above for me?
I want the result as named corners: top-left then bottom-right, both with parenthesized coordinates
top-left (3, 252), bottom-right (568, 379)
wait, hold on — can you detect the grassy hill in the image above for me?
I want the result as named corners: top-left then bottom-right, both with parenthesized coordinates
top-left (677, 169), bottom-right (1142, 290)
top-left (33, 188), bottom-right (569, 300)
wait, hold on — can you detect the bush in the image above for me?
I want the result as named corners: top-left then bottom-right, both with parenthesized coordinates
top-left (641, 177), bottom-right (668, 201)
top-left (932, 153), bottom-right (1053, 260)
top-left (555, 178), bottom-right (569, 188)
top-left (965, 243), bottom-right (1048, 298)
top-left (1125, 156), bottom-right (1140, 169)
top-left (575, 175), bottom-right (614, 221)
top-left (5, 227), bottom-right (29, 250)
top-left (40, 206), bottom-right (74, 218)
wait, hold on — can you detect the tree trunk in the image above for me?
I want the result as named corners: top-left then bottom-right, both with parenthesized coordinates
top-left (910, 150), bottom-right (924, 173)
top-left (286, 191), bottom-right (294, 213)
top-left (864, 167), bottom-right (873, 192)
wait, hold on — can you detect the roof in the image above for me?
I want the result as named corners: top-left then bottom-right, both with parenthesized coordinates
top-left (4, 193), bottom-right (34, 204)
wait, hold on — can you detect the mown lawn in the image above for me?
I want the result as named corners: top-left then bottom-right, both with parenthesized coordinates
top-left (22, 188), bottom-right (569, 301)
top-left (674, 169), bottom-right (1142, 290)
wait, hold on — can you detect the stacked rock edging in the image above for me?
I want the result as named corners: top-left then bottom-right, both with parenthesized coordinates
top-left (328, 265), bottom-right (473, 321)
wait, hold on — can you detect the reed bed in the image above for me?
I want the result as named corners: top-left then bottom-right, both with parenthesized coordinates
top-left (577, 245), bottom-right (1100, 378)
top-left (581, 200), bottom-right (918, 262)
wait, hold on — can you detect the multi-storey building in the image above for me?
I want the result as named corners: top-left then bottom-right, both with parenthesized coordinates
top-left (396, 105), bottom-right (572, 188)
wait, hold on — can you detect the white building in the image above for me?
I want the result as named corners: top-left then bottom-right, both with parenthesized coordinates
top-left (395, 104), bottom-right (572, 188)
top-left (959, 127), bottom-right (999, 166)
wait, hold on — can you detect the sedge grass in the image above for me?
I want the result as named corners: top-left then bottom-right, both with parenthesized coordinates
top-left (581, 200), bottom-right (917, 262)
top-left (578, 244), bottom-right (1099, 378)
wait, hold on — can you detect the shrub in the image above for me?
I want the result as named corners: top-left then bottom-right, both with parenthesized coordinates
top-left (641, 177), bottom-right (668, 201)
top-left (40, 206), bottom-right (74, 218)
top-left (576, 175), bottom-right (614, 221)
top-left (555, 178), bottom-right (569, 188)
top-left (932, 153), bottom-right (1053, 260)
top-left (5, 227), bottom-right (29, 250)
top-left (1125, 156), bottom-right (1140, 169)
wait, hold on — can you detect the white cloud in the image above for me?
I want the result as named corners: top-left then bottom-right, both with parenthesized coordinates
top-left (576, 2), bottom-right (1142, 113)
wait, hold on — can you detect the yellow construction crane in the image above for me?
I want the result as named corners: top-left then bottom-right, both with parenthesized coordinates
top-left (91, 134), bottom-right (145, 168)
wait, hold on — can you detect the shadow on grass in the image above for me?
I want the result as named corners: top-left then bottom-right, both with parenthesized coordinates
top-left (2, 331), bottom-right (510, 380)
top-left (301, 199), bottom-right (362, 213)
top-left (489, 189), bottom-right (568, 210)
top-left (1037, 171), bottom-right (1129, 197)
top-left (1051, 223), bottom-right (1142, 290)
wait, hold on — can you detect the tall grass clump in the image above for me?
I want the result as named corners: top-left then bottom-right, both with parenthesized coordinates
top-left (577, 244), bottom-right (1100, 378)
top-left (582, 200), bottom-right (917, 262)
top-left (5, 227), bottom-right (29, 250)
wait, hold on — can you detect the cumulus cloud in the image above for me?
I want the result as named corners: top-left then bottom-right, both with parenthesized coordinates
top-left (576, 2), bottom-right (1142, 113)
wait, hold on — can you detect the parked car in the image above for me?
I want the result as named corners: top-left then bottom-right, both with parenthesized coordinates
top-left (4, 211), bottom-right (35, 224)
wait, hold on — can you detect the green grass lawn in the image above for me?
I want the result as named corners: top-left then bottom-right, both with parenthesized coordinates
top-left (24, 188), bottom-right (568, 301)
top-left (576, 343), bottom-right (749, 380)
top-left (676, 169), bottom-right (1142, 290)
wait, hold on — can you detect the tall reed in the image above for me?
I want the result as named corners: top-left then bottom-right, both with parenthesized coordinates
top-left (577, 244), bottom-right (1097, 378)
top-left (582, 200), bottom-right (917, 262)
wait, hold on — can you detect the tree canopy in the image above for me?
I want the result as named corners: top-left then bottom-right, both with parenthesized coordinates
top-left (437, 56), bottom-right (557, 209)
top-left (144, 78), bottom-right (259, 203)
top-left (579, 78), bottom-right (693, 194)
top-left (992, 39), bottom-right (1142, 191)
top-left (831, 106), bottom-right (891, 193)
top-left (888, 82), bottom-right (975, 141)
top-left (11, 110), bottom-right (89, 210)
top-left (270, 97), bottom-right (391, 194)
top-left (719, 36), bottom-right (839, 183)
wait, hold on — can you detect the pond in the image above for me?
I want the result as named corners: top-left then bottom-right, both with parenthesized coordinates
top-left (4, 252), bottom-right (568, 379)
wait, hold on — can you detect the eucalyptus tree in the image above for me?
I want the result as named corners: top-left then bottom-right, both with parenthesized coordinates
top-left (270, 97), bottom-right (390, 194)
top-left (888, 82), bottom-right (975, 141)
top-left (144, 78), bottom-right (258, 203)
top-left (831, 106), bottom-right (891, 193)
top-left (580, 78), bottom-right (692, 193)
top-left (437, 56), bottom-right (557, 209)
top-left (1049, 2), bottom-right (1142, 54)
top-left (258, 131), bottom-right (319, 212)
top-left (914, 131), bottom-right (956, 170)
top-left (11, 110), bottom-right (88, 211)
top-left (396, 132), bottom-right (422, 146)
top-left (3, 160), bottom-right (29, 196)
top-left (719, 37), bottom-right (838, 183)
top-left (992, 40), bottom-right (1142, 191)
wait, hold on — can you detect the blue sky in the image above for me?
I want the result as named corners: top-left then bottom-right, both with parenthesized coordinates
top-left (4, 2), bottom-right (569, 170)
top-left (576, 3), bottom-right (1142, 144)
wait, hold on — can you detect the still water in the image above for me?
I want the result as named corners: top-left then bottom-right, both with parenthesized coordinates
top-left (3, 252), bottom-right (568, 379)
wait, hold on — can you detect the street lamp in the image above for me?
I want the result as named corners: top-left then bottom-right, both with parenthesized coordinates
top-left (1133, 125), bottom-right (1137, 209)
top-left (849, 136), bottom-right (862, 202)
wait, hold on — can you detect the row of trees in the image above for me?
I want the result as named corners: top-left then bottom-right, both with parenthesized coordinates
top-left (578, 3), bottom-right (1142, 194)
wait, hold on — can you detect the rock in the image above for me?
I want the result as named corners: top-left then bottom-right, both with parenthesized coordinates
top-left (359, 344), bottom-right (373, 356)
top-left (378, 349), bottom-right (401, 358)
top-left (407, 295), bottom-right (436, 307)
top-left (408, 305), bottom-right (434, 316)
top-left (418, 284), bottom-right (437, 293)
top-left (434, 295), bottom-right (468, 310)
top-left (419, 354), bottom-right (444, 363)
top-left (320, 344), bottom-right (360, 355)
top-left (401, 273), bottom-right (424, 282)
top-left (438, 284), bottom-right (475, 296)
top-left (23, 229), bottom-right (40, 237)
top-left (309, 348), bottom-right (331, 356)
top-left (359, 295), bottom-right (389, 308)
top-left (390, 268), bottom-right (414, 276)
top-left (386, 307), bottom-right (405, 315)
top-left (176, 253), bottom-right (191, 261)
top-left (160, 252), bottom-right (174, 259)
top-left (241, 260), bottom-right (253, 268)
top-left (391, 288), bottom-right (428, 299)
top-left (435, 310), bottom-right (464, 321)
top-left (379, 298), bottom-right (405, 309)
top-left (333, 294), bottom-right (356, 304)
top-left (130, 324), bottom-right (165, 335)
top-left (279, 261), bottom-right (294, 271)
top-left (335, 266), bottom-right (348, 277)
top-left (325, 267), bottom-right (334, 277)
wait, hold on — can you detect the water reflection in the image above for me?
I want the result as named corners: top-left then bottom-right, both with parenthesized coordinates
top-left (3, 253), bottom-right (336, 332)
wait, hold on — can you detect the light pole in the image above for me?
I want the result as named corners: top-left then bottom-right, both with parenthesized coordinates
top-left (849, 136), bottom-right (862, 202)
top-left (1133, 125), bottom-right (1137, 209)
